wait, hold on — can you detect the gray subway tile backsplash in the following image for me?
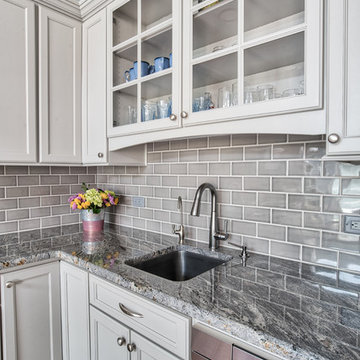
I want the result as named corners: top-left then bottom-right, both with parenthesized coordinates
top-left (1, 135), bottom-right (360, 274)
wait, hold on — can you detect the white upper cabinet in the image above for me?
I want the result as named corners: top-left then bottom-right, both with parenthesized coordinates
top-left (0, 0), bottom-right (37, 163)
top-left (327, 0), bottom-right (360, 157)
top-left (82, 8), bottom-right (108, 164)
top-left (107, 0), bottom-right (182, 137)
top-left (39, 6), bottom-right (82, 163)
top-left (1, 262), bottom-right (62, 360)
top-left (182, 0), bottom-right (323, 126)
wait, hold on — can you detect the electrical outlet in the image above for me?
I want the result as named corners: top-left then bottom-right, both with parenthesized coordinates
top-left (132, 196), bottom-right (145, 208)
top-left (344, 215), bottom-right (360, 235)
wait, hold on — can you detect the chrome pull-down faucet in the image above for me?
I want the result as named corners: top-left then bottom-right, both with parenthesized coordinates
top-left (190, 183), bottom-right (229, 251)
top-left (172, 196), bottom-right (185, 244)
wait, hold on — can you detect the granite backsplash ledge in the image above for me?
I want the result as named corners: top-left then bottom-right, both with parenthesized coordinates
top-left (97, 134), bottom-right (360, 274)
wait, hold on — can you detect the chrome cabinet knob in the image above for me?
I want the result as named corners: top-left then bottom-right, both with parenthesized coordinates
top-left (327, 133), bottom-right (340, 144)
top-left (180, 111), bottom-right (188, 118)
top-left (127, 343), bottom-right (136, 352)
top-left (97, 152), bottom-right (104, 158)
top-left (169, 114), bottom-right (177, 121)
top-left (117, 337), bottom-right (126, 346)
top-left (5, 281), bottom-right (15, 288)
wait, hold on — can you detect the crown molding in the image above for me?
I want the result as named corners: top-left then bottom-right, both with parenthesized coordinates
top-left (34, 0), bottom-right (111, 20)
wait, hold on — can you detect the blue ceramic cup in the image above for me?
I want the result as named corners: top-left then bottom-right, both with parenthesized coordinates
top-left (154, 57), bottom-right (170, 72)
top-left (169, 53), bottom-right (172, 67)
top-left (124, 67), bottom-right (136, 82)
top-left (134, 61), bottom-right (154, 77)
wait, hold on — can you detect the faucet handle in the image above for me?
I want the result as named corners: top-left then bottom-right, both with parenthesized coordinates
top-left (214, 220), bottom-right (229, 241)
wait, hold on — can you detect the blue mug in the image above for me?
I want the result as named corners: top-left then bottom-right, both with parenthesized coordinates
top-left (169, 53), bottom-right (172, 67)
top-left (124, 67), bottom-right (136, 82)
top-left (134, 61), bottom-right (154, 77)
top-left (154, 57), bottom-right (170, 72)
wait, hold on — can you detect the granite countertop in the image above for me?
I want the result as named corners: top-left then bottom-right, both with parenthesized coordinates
top-left (1, 225), bottom-right (359, 360)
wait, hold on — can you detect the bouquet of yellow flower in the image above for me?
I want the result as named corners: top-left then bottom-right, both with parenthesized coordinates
top-left (68, 183), bottom-right (119, 214)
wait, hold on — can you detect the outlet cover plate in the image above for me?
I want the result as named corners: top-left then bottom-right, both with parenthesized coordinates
top-left (344, 215), bottom-right (360, 235)
top-left (132, 196), bottom-right (145, 208)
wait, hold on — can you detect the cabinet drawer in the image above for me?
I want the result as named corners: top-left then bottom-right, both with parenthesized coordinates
top-left (89, 274), bottom-right (190, 359)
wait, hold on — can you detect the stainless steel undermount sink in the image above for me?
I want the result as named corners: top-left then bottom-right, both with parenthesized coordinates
top-left (125, 246), bottom-right (232, 281)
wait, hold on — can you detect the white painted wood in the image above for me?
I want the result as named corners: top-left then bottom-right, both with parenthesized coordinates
top-left (0, 0), bottom-right (37, 163)
top-left (109, 144), bottom-right (147, 165)
top-left (60, 262), bottom-right (90, 360)
top-left (82, 8), bottom-right (108, 164)
top-left (39, 6), bottom-right (82, 163)
top-left (89, 274), bottom-right (191, 359)
top-left (327, 0), bottom-right (360, 156)
top-left (109, 109), bottom-right (326, 150)
top-left (131, 332), bottom-right (179, 360)
top-left (0, 262), bottom-right (62, 360)
top-left (90, 305), bottom-right (130, 360)
top-left (182, 0), bottom-right (323, 127)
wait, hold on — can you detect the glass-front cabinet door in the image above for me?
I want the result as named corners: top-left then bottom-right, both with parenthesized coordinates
top-left (182, 0), bottom-right (323, 126)
top-left (107, 0), bottom-right (181, 136)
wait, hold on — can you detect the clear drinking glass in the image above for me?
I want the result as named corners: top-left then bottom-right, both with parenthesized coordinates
top-left (157, 98), bottom-right (170, 119)
top-left (232, 82), bottom-right (238, 106)
top-left (127, 105), bottom-right (137, 123)
top-left (257, 84), bottom-right (275, 101)
top-left (141, 101), bottom-right (157, 122)
top-left (218, 87), bottom-right (232, 108)
top-left (204, 92), bottom-right (214, 110)
top-left (244, 87), bottom-right (258, 104)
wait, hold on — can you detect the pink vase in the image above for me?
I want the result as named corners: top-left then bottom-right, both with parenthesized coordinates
top-left (81, 209), bottom-right (104, 233)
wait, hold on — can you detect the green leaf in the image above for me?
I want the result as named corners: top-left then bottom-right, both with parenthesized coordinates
top-left (81, 182), bottom-right (88, 192)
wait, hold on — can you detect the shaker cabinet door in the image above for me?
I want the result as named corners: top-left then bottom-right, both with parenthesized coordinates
top-left (90, 306), bottom-right (130, 360)
top-left (327, 0), bottom-right (360, 156)
top-left (0, 0), bottom-right (37, 163)
top-left (39, 6), bottom-right (82, 163)
top-left (82, 9), bottom-right (108, 164)
top-left (61, 262), bottom-right (90, 360)
top-left (0, 262), bottom-right (62, 360)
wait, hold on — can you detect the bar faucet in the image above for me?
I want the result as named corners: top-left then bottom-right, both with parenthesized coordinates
top-left (190, 183), bottom-right (229, 251)
top-left (172, 196), bottom-right (185, 245)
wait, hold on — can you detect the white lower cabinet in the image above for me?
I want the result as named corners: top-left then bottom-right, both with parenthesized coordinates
top-left (0, 262), bottom-right (62, 360)
top-left (90, 306), bottom-right (179, 360)
top-left (60, 262), bottom-right (90, 360)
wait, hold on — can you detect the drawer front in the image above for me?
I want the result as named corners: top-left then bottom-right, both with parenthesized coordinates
top-left (89, 274), bottom-right (190, 359)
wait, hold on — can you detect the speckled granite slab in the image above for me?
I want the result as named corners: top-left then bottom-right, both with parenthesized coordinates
top-left (1, 225), bottom-right (359, 360)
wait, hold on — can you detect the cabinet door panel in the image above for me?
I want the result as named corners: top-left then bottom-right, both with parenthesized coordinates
top-left (0, 262), bottom-right (62, 360)
top-left (0, 0), bottom-right (36, 162)
top-left (90, 306), bottom-right (130, 360)
top-left (61, 262), bottom-right (90, 360)
top-left (131, 332), bottom-right (179, 360)
top-left (327, 0), bottom-right (360, 155)
top-left (82, 9), bottom-right (108, 164)
top-left (39, 6), bottom-right (82, 163)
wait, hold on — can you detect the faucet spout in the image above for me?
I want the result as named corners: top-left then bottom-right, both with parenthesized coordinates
top-left (191, 183), bottom-right (228, 250)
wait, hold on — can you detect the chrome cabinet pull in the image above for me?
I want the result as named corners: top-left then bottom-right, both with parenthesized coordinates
top-left (327, 133), bottom-right (340, 144)
top-left (5, 281), bottom-right (15, 288)
top-left (169, 114), bottom-right (177, 121)
top-left (97, 152), bottom-right (104, 158)
top-left (180, 111), bottom-right (188, 118)
top-left (127, 343), bottom-right (136, 352)
top-left (117, 337), bottom-right (126, 346)
top-left (119, 303), bottom-right (144, 318)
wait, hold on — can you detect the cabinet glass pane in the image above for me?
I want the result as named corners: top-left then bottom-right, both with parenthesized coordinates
top-left (113, 0), bottom-right (137, 46)
top-left (244, 32), bottom-right (304, 104)
top-left (244, 0), bottom-right (304, 42)
top-left (141, 0), bottom-right (172, 31)
top-left (141, 74), bottom-right (172, 121)
top-left (113, 44), bottom-right (137, 86)
top-left (193, 0), bottom-right (238, 59)
top-left (193, 52), bottom-right (237, 112)
top-left (113, 85), bottom-right (137, 127)
top-left (141, 29), bottom-right (172, 79)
